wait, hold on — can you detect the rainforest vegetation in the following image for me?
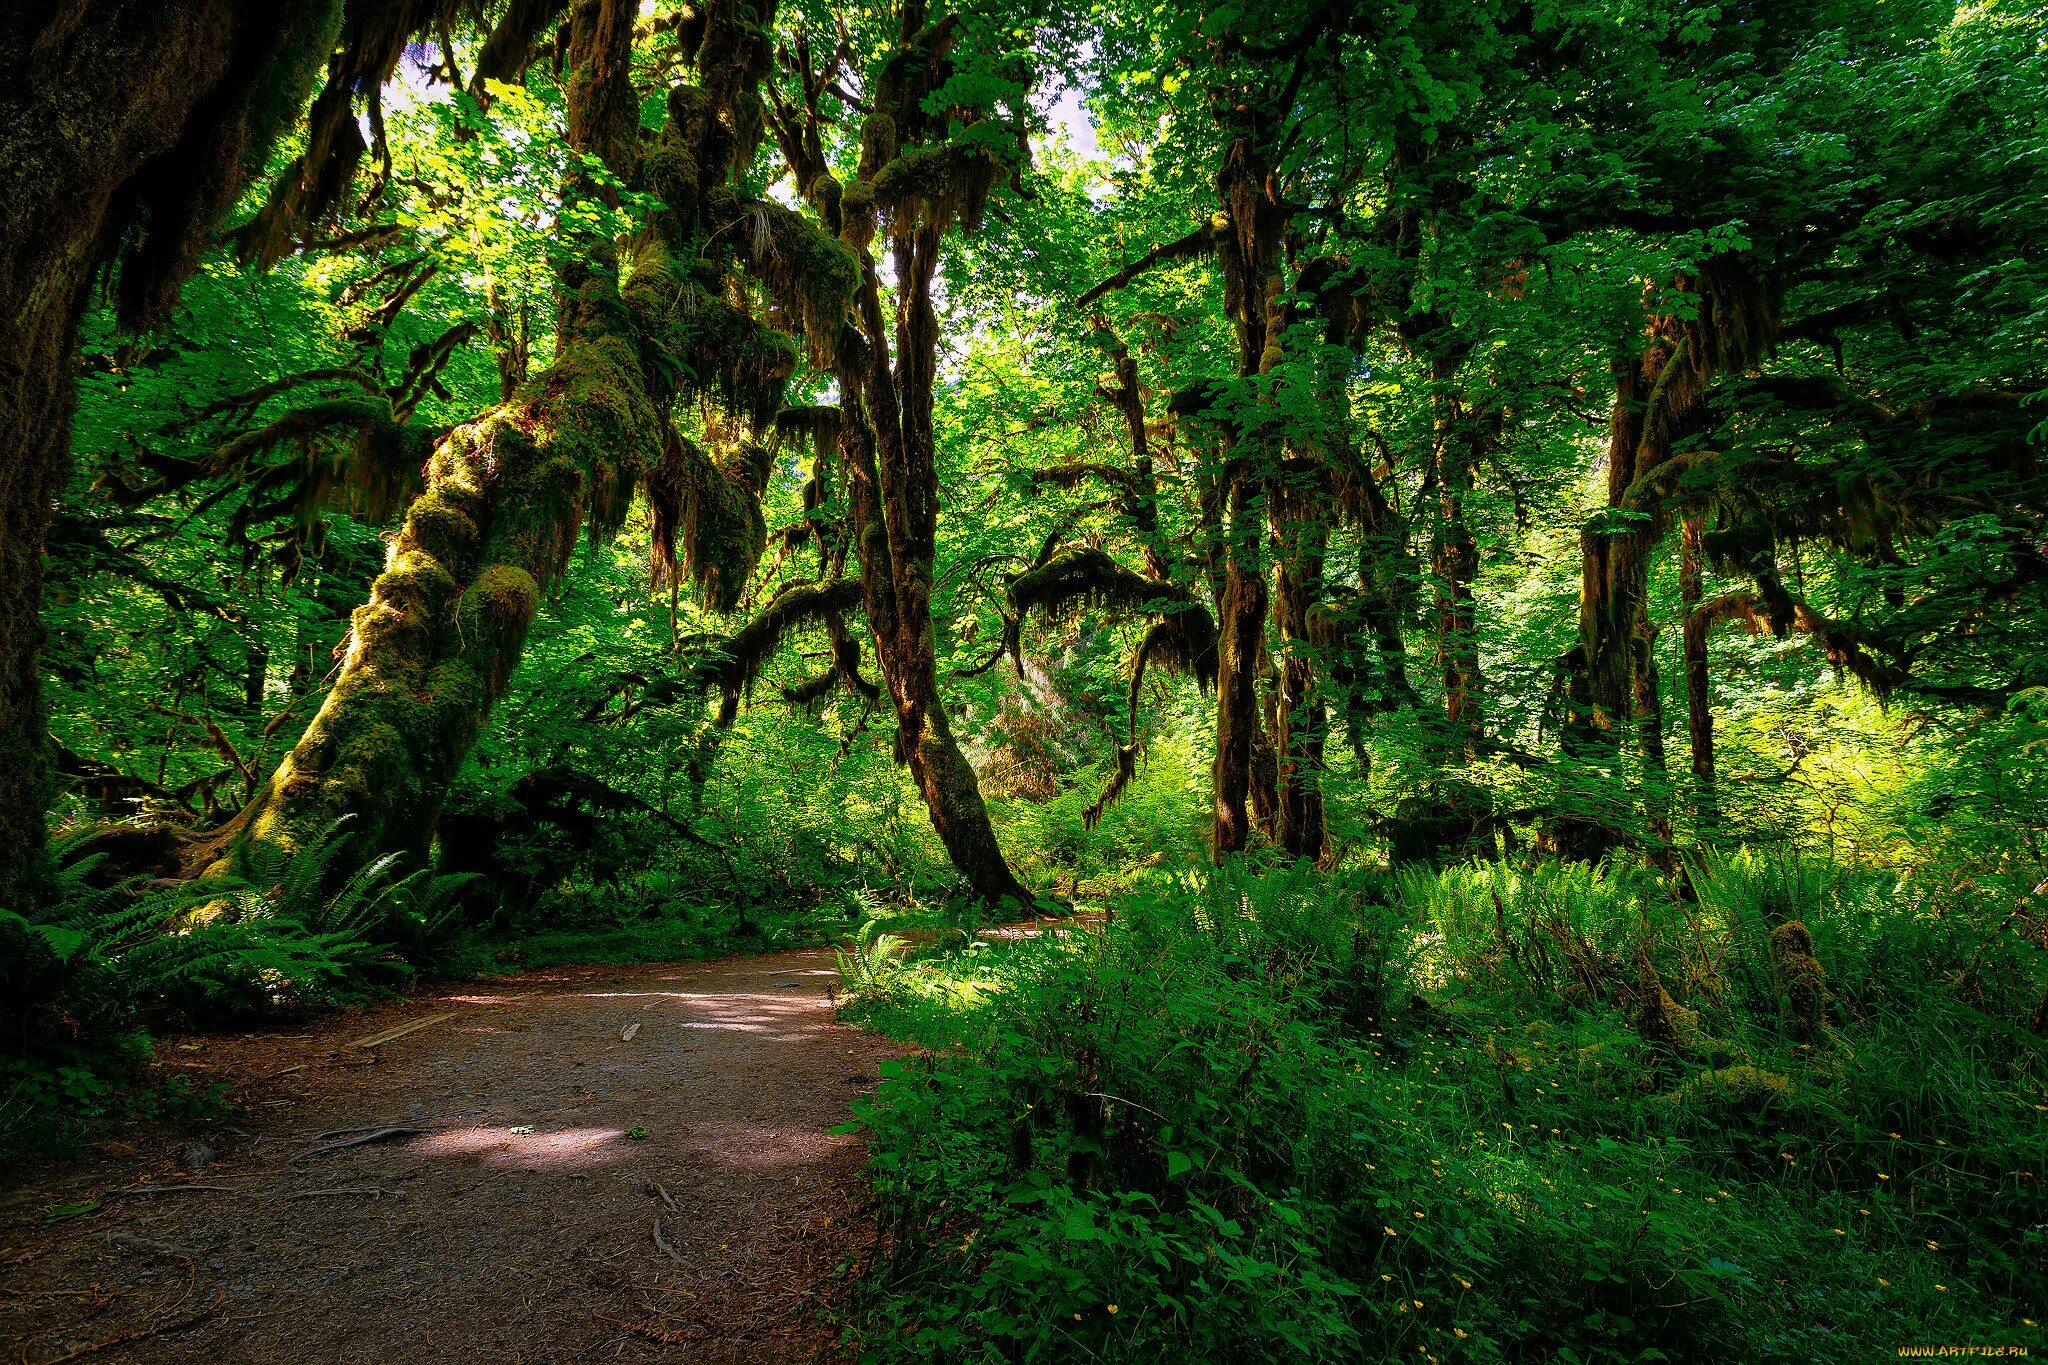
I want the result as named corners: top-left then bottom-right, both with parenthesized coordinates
top-left (3, 0), bottom-right (2047, 1359)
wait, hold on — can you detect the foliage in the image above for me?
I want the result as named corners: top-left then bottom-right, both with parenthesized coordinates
top-left (838, 858), bottom-right (2047, 1362)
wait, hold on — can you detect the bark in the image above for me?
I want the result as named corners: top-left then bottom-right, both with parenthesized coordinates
top-left (0, 1), bottom-right (337, 906)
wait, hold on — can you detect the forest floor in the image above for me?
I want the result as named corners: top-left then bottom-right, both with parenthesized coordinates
top-left (0, 950), bottom-right (903, 1364)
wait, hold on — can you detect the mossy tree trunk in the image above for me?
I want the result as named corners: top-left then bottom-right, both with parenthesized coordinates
top-left (1208, 133), bottom-right (1287, 859)
top-left (1267, 475), bottom-right (1329, 862)
top-left (752, 3), bottom-right (1031, 908)
top-left (224, 0), bottom-right (657, 866)
top-left (1558, 322), bottom-right (1707, 856)
top-left (0, 1), bottom-right (341, 905)
top-left (838, 231), bottom-right (1030, 908)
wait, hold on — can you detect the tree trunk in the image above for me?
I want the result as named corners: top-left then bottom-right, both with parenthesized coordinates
top-left (1679, 515), bottom-right (1717, 837)
top-left (1268, 478), bottom-right (1328, 862)
top-left (0, 1), bottom-right (316, 906)
top-left (1559, 328), bottom-right (1700, 856)
top-left (1212, 479), bottom-right (1269, 856)
top-left (839, 233), bottom-right (1027, 908)
top-left (1430, 391), bottom-right (1484, 763)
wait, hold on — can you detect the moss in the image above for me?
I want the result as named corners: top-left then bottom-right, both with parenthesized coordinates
top-left (806, 171), bottom-right (843, 221)
top-left (458, 565), bottom-right (541, 641)
top-left (1668, 1065), bottom-right (1796, 1115)
top-left (376, 549), bottom-right (458, 613)
top-left (859, 112), bottom-right (899, 180)
top-left (744, 200), bottom-right (859, 364)
top-left (1634, 959), bottom-right (1699, 1051)
top-left (871, 138), bottom-right (1002, 233)
top-left (403, 489), bottom-right (480, 569)
top-left (1770, 920), bottom-right (1830, 1043)
top-left (641, 139), bottom-right (700, 236)
top-left (839, 178), bottom-right (879, 250)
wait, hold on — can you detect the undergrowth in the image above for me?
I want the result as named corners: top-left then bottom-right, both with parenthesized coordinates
top-left (0, 820), bottom-right (478, 1158)
top-left (835, 854), bottom-right (2048, 1363)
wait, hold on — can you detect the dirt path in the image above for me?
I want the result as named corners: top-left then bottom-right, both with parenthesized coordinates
top-left (0, 951), bottom-right (902, 1364)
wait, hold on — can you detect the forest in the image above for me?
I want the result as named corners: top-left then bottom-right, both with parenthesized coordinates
top-left (2, 0), bottom-right (2045, 1359)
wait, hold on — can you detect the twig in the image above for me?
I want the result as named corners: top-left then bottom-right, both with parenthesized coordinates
top-left (287, 1187), bottom-right (398, 1200)
top-left (103, 1185), bottom-right (232, 1197)
top-left (652, 1217), bottom-right (689, 1269)
top-left (290, 1127), bottom-right (427, 1162)
top-left (592, 1312), bottom-right (707, 1344)
top-left (102, 1234), bottom-right (198, 1258)
top-left (28, 1291), bottom-right (224, 1365)
top-left (350, 1011), bottom-right (461, 1049)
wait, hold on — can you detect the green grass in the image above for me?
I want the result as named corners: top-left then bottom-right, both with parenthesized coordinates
top-left (833, 855), bottom-right (2048, 1363)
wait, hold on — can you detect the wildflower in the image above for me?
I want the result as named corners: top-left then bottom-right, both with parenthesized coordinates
top-left (1877, 1173), bottom-right (1891, 1181)
top-left (1878, 1278), bottom-right (1890, 1287)
top-left (1382, 1275), bottom-right (1394, 1282)
top-left (1926, 1240), bottom-right (1939, 1251)
top-left (1107, 1304), bottom-right (1119, 1315)
top-left (1413, 1211), bottom-right (1425, 1219)
top-left (1385, 1226), bottom-right (1398, 1236)
top-left (1414, 1299), bottom-right (1424, 1309)
top-left (1454, 1327), bottom-right (1469, 1339)
top-left (1832, 1229), bottom-right (1845, 1236)
top-left (1935, 1284), bottom-right (1948, 1292)
top-left (1458, 1278), bottom-right (1472, 1289)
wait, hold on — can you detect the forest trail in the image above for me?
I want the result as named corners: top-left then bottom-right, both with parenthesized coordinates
top-left (0, 951), bottom-right (901, 1364)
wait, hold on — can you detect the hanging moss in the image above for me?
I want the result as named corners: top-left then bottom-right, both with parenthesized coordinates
top-left (647, 425), bottom-right (768, 613)
top-left (680, 577), bottom-right (868, 720)
top-left (772, 405), bottom-right (844, 463)
top-left (627, 243), bottom-right (801, 431)
top-left (1006, 547), bottom-right (1217, 684)
top-left (839, 178), bottom-right (879, 250)
top-left (740, 200), bottom-right (860, 365)
top-left (858, 112), bottom-right (899, 180)
top-left (871, 139), bottom-right (1002, 233)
